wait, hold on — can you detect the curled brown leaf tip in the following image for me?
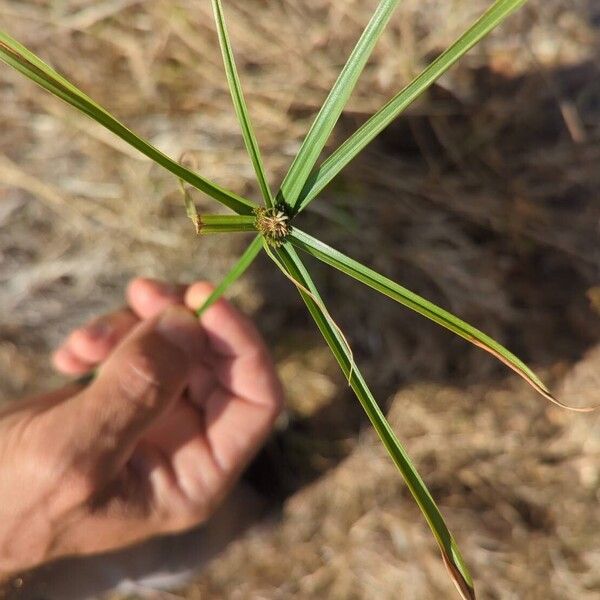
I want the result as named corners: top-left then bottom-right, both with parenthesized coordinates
top-left (442, 553), bottom-right (476, 600)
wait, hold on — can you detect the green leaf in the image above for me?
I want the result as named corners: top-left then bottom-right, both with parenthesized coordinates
top-left (195, 235), bottom-right (263, 316)
top-left (0, 30), bottom-right (255, 215)
top-left (279, 0), bottom-right (399, 211)
top-left (271, 243), bottom-right (475, 600)
top-left (295, 0), bottom-right (526, 212)
top-left (211, 0), bottom-right (274, 208)
top-left (289, 228), bottom-right (571, 408)
top-left (197, 214), bottom-right (257, 234)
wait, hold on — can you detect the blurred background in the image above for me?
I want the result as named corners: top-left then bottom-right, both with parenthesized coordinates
top-left (0, 0), bottom-right (599, 598)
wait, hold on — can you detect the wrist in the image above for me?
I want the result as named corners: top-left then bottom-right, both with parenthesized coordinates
top-left (0, 510), bottom-right (55, 575)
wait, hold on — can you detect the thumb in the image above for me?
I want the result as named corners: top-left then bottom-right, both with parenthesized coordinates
top-left (72, 305), bottom-right (204, 475)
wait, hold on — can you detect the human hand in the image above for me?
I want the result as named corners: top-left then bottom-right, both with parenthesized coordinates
top-left (0, 278), bottom-right (282, 578)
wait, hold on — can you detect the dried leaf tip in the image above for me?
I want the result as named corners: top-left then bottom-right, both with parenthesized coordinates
top-left (192, 215), bottom-right (202, 235)
top-left (442, 552), bottom-right (476, 600)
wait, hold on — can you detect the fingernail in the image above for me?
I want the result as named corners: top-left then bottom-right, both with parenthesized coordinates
top-left (155, 306), bottom-right (200, 361)
top-left (85, 318), bottom-right (113, 341)
top-left (185, 283), bottom-right (216, 313)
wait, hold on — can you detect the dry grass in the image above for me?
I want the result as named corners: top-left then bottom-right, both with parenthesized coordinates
top-left (0, 1), bottom-right (599, 598)
top-left (186, 361), bottom-right (600, 600)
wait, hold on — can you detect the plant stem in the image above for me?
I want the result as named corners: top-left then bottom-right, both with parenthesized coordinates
top-left (195, 235), bottom-right (263, 315)
top-left (197, 214), bottom-right (258, 234)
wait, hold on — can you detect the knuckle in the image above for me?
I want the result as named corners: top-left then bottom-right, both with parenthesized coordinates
top-left (69, 324), bottom-right (110, 360)
top-left (117, 350), bottom-right (164, 408)
top-left (63, 467), bottom-right (99, 503)
top-left (35, 446), bottom-right (99, 507)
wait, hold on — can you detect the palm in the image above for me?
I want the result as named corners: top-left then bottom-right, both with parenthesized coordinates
top-left (139, 354), bottom-right (270, 521)
top-left (53, 278), bottom-right (281, 535)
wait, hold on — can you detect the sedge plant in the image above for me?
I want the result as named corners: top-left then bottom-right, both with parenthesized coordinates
top-left (1, 1), bottom-right (593, 597)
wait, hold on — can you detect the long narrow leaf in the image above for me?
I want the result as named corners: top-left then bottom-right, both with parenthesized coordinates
top-left (0, 30), bottom-right (255, 215)
top-left (195, 235), bottom-right (263, 316)
top-left (295, 0), bottom-right (526, 212)
top-left (211, 0), bottom-right (274, 207)
top-left (289, 228), bottom-right (591, 411)
top-left (279, 0), bottom-right (399, 211)
top-left (272, 243), bottom-right (475, 600)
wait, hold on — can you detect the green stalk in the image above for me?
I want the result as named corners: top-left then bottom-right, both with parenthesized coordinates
top-left (295, 0), bottom-right (526, 212)
top-left (288, 228), bottom-right (577, 407)
top-left (211, 0), bottom-right (274, 207)
top-left (272, 243), bottom-right (475, 600)
top-left (0, 30), bottom-right (255, 215)
top-left (195, 235), bottom-right (263, 316)
top-left (197, 214), bottom-right (258, 234)
top-left (278, 0), bottom-right (399, 211)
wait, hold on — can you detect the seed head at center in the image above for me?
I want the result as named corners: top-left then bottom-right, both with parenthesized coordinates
top-left (255, 206), bottom-right (291, 245)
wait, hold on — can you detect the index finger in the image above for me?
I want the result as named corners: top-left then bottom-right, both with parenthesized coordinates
top-left (185, 282), bottom-right (282, 407)
top-left (185, 282), bottom-right (267, 359)
top-left (127, 277), bottom-right (187, 320)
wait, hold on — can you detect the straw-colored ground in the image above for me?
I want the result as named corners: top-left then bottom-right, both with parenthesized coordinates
top-left (0, 1), bottom-right (599, 598)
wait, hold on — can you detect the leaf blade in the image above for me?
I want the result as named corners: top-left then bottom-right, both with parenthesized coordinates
top-left (272, 242), bottom-right (475, 600)
top-left (278, 0), bottom-right (399, 211)
top-left (0, 30), bottom-right (255, 215)
top-left (290, 227), bottom-right (561, 404)
top-left (211, 0), bottom-right (274, 207)
top-left (295, 0), bottom-right (526, 212)
top-left (194, 235), bottom-right (263, 316)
